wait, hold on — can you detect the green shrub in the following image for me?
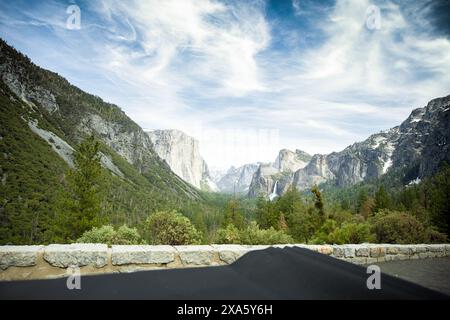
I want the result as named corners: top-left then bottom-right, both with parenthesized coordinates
top-left (215, 224), bottom-right (241, 244)
top-left (328, 223), bottom-right (375, 244)
top-left (214, 222), bottom-right (294, 245)
top-left (243, 223), bottom-right (294, 245)
top-left (328, 209), bottom-right (354, 225)
top-left (239, 222), bottom-right (294, 245)
top-left (426, 227), bottom-right (448, 243)
top-left (312, 219), bottom-right (375, 244)
top-left (77, 225), bottom-right (145, 246)
top-left (311, 219), bottom-right (338, 244)
top-left (241, 224), bottom-right (295, 245)
top-left (371, 210), bottom-right (430, 244)
top-left (145, 210), bottom-right (202, 245)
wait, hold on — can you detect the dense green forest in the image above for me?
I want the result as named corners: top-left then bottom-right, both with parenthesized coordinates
top-left (70, 151), bottom-right (450, 246)
top-left (3, 124), bottom-right (448, 246)
top-left (0, 79), bottom-right (218, 245)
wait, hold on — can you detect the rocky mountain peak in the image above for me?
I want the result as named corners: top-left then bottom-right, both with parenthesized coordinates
top-left (147, 129), bottom-right (217, 191)
top-left (248, 94), bottom-right (450, 198)
top-left (274, 149), bottom-right (311, 172)
top-left (214, 163), bottom-right (260, 194)
top-left (248, 149), bottom-right (311, 198)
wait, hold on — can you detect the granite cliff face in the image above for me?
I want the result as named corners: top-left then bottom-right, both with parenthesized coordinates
top-left (274, 149), bottom-right (312, 172)
top-left (147, 130), bottom-right (217, 191)
top-left (248, 95), bottom-right (450, 198)
top-left (294, 95), bottom-right (450, 190)
top-left (293, 128), bottom-right (399, 190)
top-left (218, 149), bottom-right (312, 195)
top-left (0, 39), bottom-right (200, 201)
top-left (248, 149), bottom-right (312, 198)
top-left (215, 163), bottom-right (260, 194)
top-left (392, 97), bottom-right (450, 179)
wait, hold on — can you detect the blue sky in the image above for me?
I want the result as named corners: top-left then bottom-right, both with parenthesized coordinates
top-left (1, 0), bottom-right (450, 169)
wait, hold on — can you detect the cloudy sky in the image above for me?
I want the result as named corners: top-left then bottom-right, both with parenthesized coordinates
top-left (1, 0), bottom-right (450, 170)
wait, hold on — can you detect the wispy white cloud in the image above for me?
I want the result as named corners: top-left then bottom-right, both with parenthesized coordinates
top-left (257, 0), bottom-right (450, 162)
top-left (293, 0), bottom-right (450, 102)
top-left (92, 0), bottom-right (270, 96)
top-left (1, 0), bottom-right (449, 169)
top-left (292, 0), bottom-right (302, 15)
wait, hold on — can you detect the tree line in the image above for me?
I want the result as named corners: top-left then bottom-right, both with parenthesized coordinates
top-left (35, 136), bottom-right (450, 246)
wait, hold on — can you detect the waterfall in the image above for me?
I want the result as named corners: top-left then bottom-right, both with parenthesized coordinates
top-left (268, 181), bottom-right (279, 201)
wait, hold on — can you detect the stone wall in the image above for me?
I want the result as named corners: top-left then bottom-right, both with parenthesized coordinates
top-left (1, 244), bottom-right (449, 281)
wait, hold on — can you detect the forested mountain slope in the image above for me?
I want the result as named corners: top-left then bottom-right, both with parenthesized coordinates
top-left (0, 39), bottom-right (210, 244)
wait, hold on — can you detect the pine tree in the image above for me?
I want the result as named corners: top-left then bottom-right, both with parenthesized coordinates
top-left (340, 198), bottom-right (350, 210)
top-left (276, 186), bottom-right (301, 221)
top-left (255, 195), bottom-right (269, 228)
top-left (311, 185), bottom-right (325, 217)
top-left (54, 135), bottom-right (105, 241)
top-left (360, 197), bottom-right (375, 219)
top-left (222, 198), bottom-right (245, 229)
top-left (356, 189), bottom-right (368, 214)
top-left (374, 186), bottom-right (391, 212)
top-left (255, 195), bottom-right (277, 229)
top-left (429, 162), bottom-right (450, 235)
top-left (192, 211), bottom-right (207, 241)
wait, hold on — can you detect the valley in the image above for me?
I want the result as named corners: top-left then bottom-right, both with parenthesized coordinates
top-left (0, 38), bottom-right (449, 247)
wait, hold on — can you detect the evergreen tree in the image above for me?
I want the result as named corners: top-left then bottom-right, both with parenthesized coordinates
top-left (311, 185), bottom-right (325, 217)
top-left (192, 211), bottom-right (207, 241)
top-left (289, 207), bottom-right (322, 243)
top-left (278, 213), bottom-right (288, 232)
top-left (54, 135), bottom-right (105, 241)
top-left (273, 187), bottom-right (321, 242)
top-left (255, 195), bottom-right (266, 227)
top-left (356, 189), bottom-right (368, 214)
top-left (360, 197), bottom-right (375, 219)
top-left (428, 163), bottom-right (450, 235)
top-left (222, 198), bottom-right (245, 229)
top-left (340, 198), bottom-right (350, 210)
top-left (255, 195), bottom-right (276, 229)
top-left (398, 187), bottom-right (419, 211)
top-left (374, 186), bottom-right (391, 212)
top-left (276, 186), bottom-right (302, 221)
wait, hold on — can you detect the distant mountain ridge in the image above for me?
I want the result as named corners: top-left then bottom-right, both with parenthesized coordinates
top-left (247, 149), bottom-right (312, 198)
top-left (215, 163), bottom-right (260, 194)
top-left (248, 95), bottom-right (450, 198)
top-left (1, 37), bottom-right (448, 209)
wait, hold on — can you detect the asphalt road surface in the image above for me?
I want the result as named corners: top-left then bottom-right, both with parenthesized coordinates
top-left (375, 256), bottom-right (450, 296)
top-left (0, 247), bottom-right (448, 300)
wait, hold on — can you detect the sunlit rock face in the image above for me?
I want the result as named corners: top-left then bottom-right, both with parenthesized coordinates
top-left (248, 149), bottom-right (311, 198)
top-left (147, 129), bottom-right (217, 191)
top-left (215, 163), bottom-right (260, 194)
top-left (274, 149), bottom-right (311, 172)
top-left (0, 39), bottom-right (202, 201)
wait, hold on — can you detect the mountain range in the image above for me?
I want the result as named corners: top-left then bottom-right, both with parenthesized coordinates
top-left (1, 37), bottom-right (449, 210)
top-left (247, 96), bottom-right (450, 198)
top-left (150, 92), bottom-right (449, 201)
